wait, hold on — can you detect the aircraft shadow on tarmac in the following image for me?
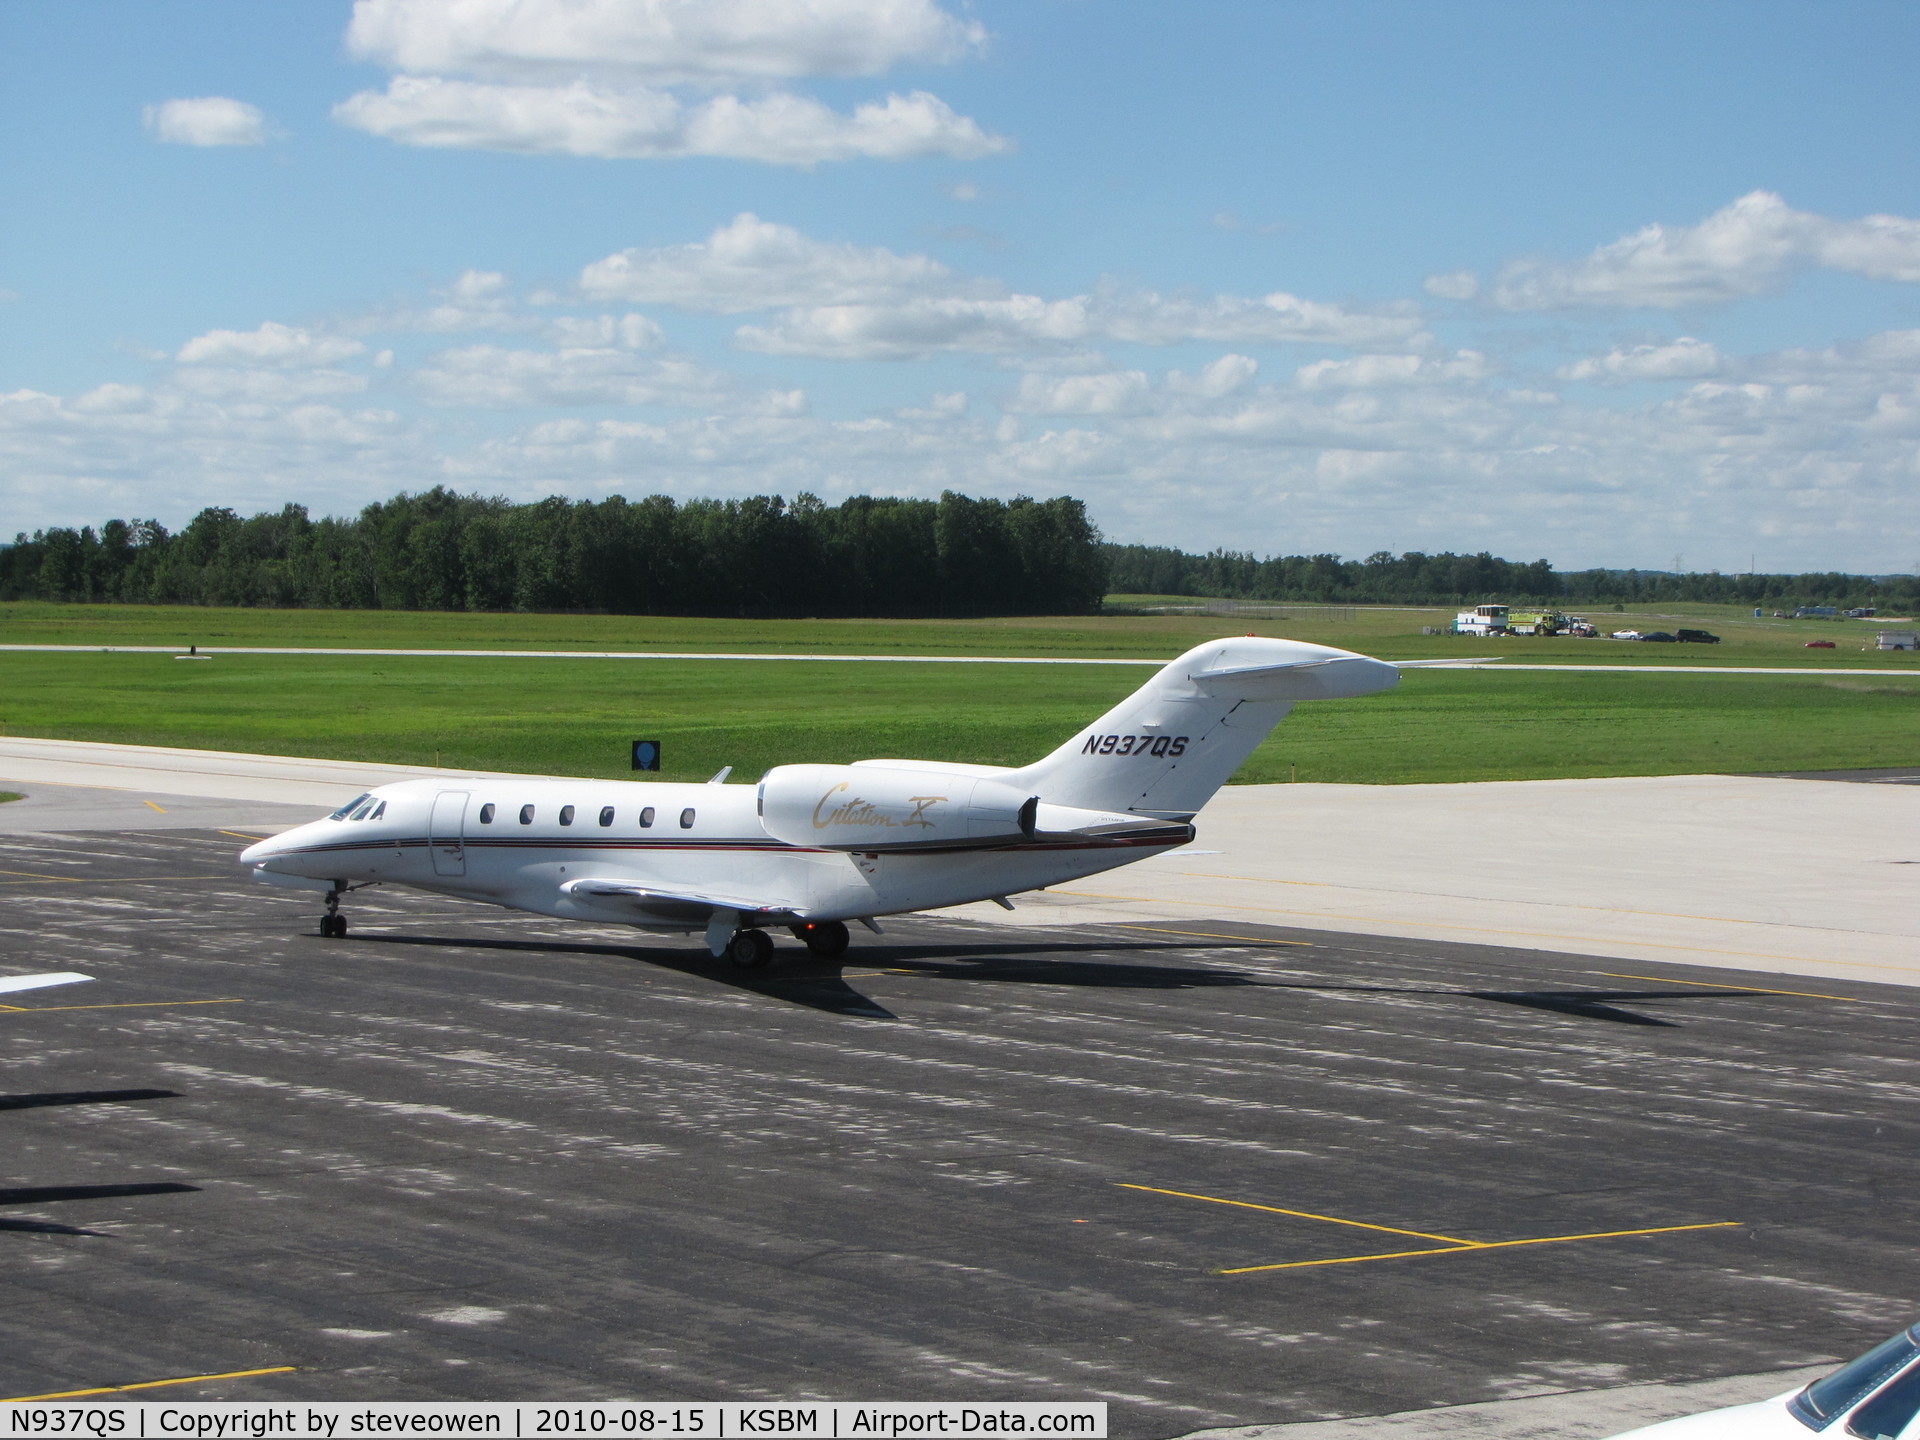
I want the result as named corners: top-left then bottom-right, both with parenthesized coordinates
top-left (0, 1181), bottom-right (202, 1237)
top-left (348, 932), bottom-right (1772, 1027)
top-left (0, 1088), bottom-right (182, 1113)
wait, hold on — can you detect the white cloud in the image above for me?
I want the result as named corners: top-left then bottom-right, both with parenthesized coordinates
top-left (582, 217), bottom-right (1423, 358)
top-left (1423, 270), bottom-right (1478, 301)
top-left (545, 314), bottom-right (667, 350)
top-left (334, 0), bottom-right (1002, 165)
top-left (1296, 351), bottom-right (1490, 390)
top-left (178, 323), bottom-right (367, 367)
top-left (345, 0), bottom-right (984, 85)
top-left (143, 97), bottom-right (270, 147)
top-left (580, 213), bottom-right (967, 310)
top-left (353, 269), bottom-right (540, 334)
top-left (1008, 371), bottom-right (1153, 417)
top-left (412, 341), bottom-right (796, 413)
top-left (740, 295), bottom-right (1089, 359)
top-left (1490, 190), bottom-right (1920, 310)
top-left (1560, 338), bottom-right (1722, 382)
top-left (1167, 354), bottom-right (1259, 397)
top-left (334, 78), bottom-right (1004, 164)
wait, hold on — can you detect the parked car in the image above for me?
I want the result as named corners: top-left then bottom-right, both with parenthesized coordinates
top-left (1675, 629), bottom-right (1720, 643)
top-left (1640, 632), bottom-right (1678, 642)
top-left (1806, 639), bottom-right (1837, 648)
top-left (1610, 630), bottom-right (1644, 640)
top-left (1603, 1320), bottom-right (1920, 1437)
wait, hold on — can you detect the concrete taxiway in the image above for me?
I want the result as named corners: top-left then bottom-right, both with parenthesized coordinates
top-left (1, 824), bottom-right (1917, 1435)
top-left (2, 736), bottom-right (1913, 989)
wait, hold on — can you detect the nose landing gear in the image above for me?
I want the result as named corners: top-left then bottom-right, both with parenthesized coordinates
top-left (319, 884), bottom-right (348, 939)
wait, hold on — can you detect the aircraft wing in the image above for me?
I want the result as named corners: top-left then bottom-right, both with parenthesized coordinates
top-left (0, 972), bottom-right (94, 997)
top-left (558, 878), bottom-right (805, 919)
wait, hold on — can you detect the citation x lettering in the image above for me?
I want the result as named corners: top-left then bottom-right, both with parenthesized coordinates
top-left (240, 636), bottom-right (1398, 969)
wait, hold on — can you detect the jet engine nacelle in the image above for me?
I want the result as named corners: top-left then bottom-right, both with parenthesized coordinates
top-left (759, 764), bottom-right (1036, 852)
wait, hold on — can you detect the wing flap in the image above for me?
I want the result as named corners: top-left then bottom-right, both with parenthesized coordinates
top-left (559, 878), bottom-right (805, 919)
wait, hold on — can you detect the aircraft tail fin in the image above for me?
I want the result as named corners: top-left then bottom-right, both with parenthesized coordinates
top-left (1008, 637), bottom-right (1398, 818)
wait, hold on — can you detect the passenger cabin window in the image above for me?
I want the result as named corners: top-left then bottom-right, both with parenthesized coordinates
top-left (519, 804), bottom-right (535, 825)
top-left (598, 806), bottom-right (615, 827)
top-left (679, 807), bottom-right (696, 829)
top-left (329, 793), bottom-right (371, 821)
top-left (478, 803), bottom-right (495, 824)
top-left (559, 804), bottom-right (575, 826)
top-left (639, 807), bottom-right (655, 829)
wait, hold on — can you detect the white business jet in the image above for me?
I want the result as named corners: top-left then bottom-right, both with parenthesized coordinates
top-left (240, 636), bottom-right (1397, 967)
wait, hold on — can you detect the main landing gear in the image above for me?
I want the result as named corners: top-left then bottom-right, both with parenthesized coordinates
top-left (319, 883), bottom-right (348, 939)
top-left (792, 920), bottom-right (850, 959)
top-left (722, 921), bottom-right (851, 969)
top-left (726, 928), bottom-right (774, 969)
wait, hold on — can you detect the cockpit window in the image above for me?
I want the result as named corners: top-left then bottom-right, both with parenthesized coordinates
top-left (329, 793), bottom-right (372, 821)
top-left (349, 799), bottom-right (376, 821)
top-left (559, 804), bottom-right (575, 826)
top-left (478, 803), bottom-right (495, 824)
top-left (519, 804), bottom-right (535, 825)
top-left (1847, 1359), bottom-right (1920, 1439)
top-left (598, 806), bottom-right (615, 827)
top-left (1792, 1327), bottom-right (1920, 1428)
top-left (368, 801), bottom-right (386, 820)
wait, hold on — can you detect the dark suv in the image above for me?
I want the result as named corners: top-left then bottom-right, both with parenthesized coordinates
top-left (1675, 628), bottom-right (1721, 643)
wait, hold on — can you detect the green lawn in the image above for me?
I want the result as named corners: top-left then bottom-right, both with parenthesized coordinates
top-left (3, 598), bottom-right (1917, 668)
top-left (0, 649), bottom-right (1913, 786)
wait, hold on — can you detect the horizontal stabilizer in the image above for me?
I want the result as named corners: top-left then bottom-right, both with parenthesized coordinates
top-left (0, 971), bottom-right (94, 997)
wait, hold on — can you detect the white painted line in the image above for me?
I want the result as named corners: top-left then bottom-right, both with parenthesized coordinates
top-left (0, 644), bottom-right (1911, 676)
top-left (0, 644), bottom-right (1163, 665)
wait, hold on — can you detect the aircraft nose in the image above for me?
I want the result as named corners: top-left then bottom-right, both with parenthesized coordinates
top-left (239, 832), bottom-right (288, 865)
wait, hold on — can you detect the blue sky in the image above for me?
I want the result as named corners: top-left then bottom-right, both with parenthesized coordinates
top-left (4, 0), bottom-right (1919, 573)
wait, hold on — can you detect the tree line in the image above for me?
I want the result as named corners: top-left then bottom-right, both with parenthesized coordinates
top-left (1104, 543), bottom-right (1920, 610)
top-left (5, 490), bottom-right (1911, 616)
top-left (0, 488), bottom-right (1108, 617)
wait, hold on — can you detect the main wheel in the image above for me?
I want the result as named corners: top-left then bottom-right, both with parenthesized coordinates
top-left (727, 928), bottom-right (774, 969)
top-left (320, 914), bottom-right (347, 939)
top-left (795, 920), bottom-right (850, 959)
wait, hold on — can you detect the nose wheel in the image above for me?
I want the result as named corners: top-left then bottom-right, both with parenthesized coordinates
top-left (319, 884), bottom-right (348, 939)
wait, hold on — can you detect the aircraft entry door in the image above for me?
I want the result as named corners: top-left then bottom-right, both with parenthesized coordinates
top-left (429, 791), bottom-right (469, 876)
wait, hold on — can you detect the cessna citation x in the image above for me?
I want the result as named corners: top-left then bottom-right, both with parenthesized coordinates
top-left (240, 636), bottom-right (1398, 968)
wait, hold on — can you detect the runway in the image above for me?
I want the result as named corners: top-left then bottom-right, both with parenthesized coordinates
top-left (0, 643), bottom-right (1911, 676)
top-left (1, 825), bottom-right (1916, 1434)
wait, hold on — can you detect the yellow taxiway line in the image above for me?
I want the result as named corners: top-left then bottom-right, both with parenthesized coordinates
top-left (142, 800), bottom-right (167, 813)
top-left (1216, 1222), bottom-right (1744, 1274)
top-left (1116, 1184), bottom-right (1471, 1243)
top-left (0, 998), bottom-right (243, 1015)
top-left (1120, 1183), bottom-right (1741, 1276)
top-left (4, 1366), bottom-right (296, 1402)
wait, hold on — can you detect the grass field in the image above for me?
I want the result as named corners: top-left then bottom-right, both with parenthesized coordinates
top-left (3, 599), bottom-right (1918, 668)
top-left (0, 647), bottom-right (1914, 786)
